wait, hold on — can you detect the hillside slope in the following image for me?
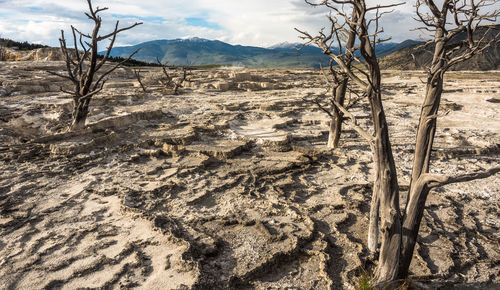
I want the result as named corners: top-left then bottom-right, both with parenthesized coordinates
top-left (379, 25), bottom-right (500, 70)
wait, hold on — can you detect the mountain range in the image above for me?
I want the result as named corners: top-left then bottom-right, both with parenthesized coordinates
top-left (102, 25), bottom-right (500, 69)
top-left (104, 37), bottom-right (420, 68)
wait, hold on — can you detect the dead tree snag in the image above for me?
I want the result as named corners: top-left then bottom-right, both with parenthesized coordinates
top-left (399, 0), bottom-right (500, 279)
top-left (298, 1), bottom-right (404, 261)
top-left (49, 0), bottom-right (142, 130)
top-left (156, 57), bottom-right (188, 95)
top-left (0, 44), bottom-right (5, 61)
top-left (296, 1), bottom-right (358, 149)
top-left (133, 68), bottom-right (147, 93)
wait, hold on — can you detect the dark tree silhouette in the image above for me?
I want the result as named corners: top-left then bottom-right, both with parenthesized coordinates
top-left (49, 0), bottom-right (142, 130)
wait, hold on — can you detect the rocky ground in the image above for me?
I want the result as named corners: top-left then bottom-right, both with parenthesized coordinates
top-left (0, 61), bottom-right (499, 289)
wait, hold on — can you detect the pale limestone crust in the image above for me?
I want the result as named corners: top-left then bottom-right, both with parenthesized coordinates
top-left (0, 62), bottom-right (499, 289)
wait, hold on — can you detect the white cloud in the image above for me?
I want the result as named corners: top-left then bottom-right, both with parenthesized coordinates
top-left (0, 0), bottom-right (498, 47)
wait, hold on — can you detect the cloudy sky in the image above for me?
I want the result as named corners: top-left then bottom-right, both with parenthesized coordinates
top-left (0, 0), bottom-right (496, 48)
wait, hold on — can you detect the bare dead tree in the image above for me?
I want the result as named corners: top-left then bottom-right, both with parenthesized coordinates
top-left (298, 0), bottom-right (404, 269)
top-left (133, 68), bottom-right (147, 93)
top-left (296, 1), bottom-right (359, 149)
top-left (48, 0), bottom-right (142, 130)
top-left (298, 0), bottom-right (499, 286)
top-left (0, 38), bottom-right (6, 61)
top-left (156, 57), bottom-right (188, 95)
top-left (304, 76), bottom-right (363, 147)
top-left (399, 0), bottom-right (500, 279)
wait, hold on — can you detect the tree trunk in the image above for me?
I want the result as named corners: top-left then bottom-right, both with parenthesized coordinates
top-left (370, 88), bottom-right (402, 284)
top-left (327, 117), bottom-right (339, 148)
top-left (71, 97), bottom-right (90, 130)
top-left (368, 144), bottom-right (380, 253)
top-left (398, 29), bottom-right (446, 278)
top-left (327, 79), bottom-right (348, 148)
top-left (399, 71), bottom-right (444, 278)
top-left (360, 45), bottom-right (402, 284)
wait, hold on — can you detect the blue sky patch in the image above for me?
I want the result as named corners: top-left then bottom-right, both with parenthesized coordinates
top-left (111, 14), bottom-right (165, 23)
top-left (186, 17), bottom-right (222, 30)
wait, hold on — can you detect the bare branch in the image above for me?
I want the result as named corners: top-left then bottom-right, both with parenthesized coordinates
top-left (60, 88), bottom-right (76, 95)
top-left (47, 70), bottom-right (75, 82)
top-left (446, 30), bottom-right (499, 69)
top-left (423, 166), bottom-right (500, 188)
top-left (305, 94), bottom-right (335, 118)
top-left (133, 68), bottom-right (147, 93)
top-left (331, 98), bottom-right (374, 143)
top-left (366, 2), bottom-right (405, 12)
top-left (97, 22), bottom-right (143, 41)
top-left (93, 48), bottom-right (141, 91)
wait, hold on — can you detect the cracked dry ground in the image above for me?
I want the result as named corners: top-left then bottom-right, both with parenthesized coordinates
top-left (1, 63), bottom-right (499, 289)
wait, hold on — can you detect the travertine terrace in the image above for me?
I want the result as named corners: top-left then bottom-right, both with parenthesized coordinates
top-left (1, 61), bottom-right (499, 289)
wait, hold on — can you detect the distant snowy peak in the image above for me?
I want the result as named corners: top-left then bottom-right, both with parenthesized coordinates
top-left (138, 37), bottom-right (217, 47)
top-left (268, 42), bottom-right (304, 50)
top-left (179, 37), bottom-right (211, 43)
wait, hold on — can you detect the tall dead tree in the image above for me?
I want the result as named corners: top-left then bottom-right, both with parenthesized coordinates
top-left (298, 0), bottom-right (404, 267)
top-left (297, 0), bottom-right (358, 149)
top-left (399, 0), bottom-right (500, 278)
top-left (299, 0), bottom-right (499, 286)
top-left (49, 0), bottom-right (142, 130)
